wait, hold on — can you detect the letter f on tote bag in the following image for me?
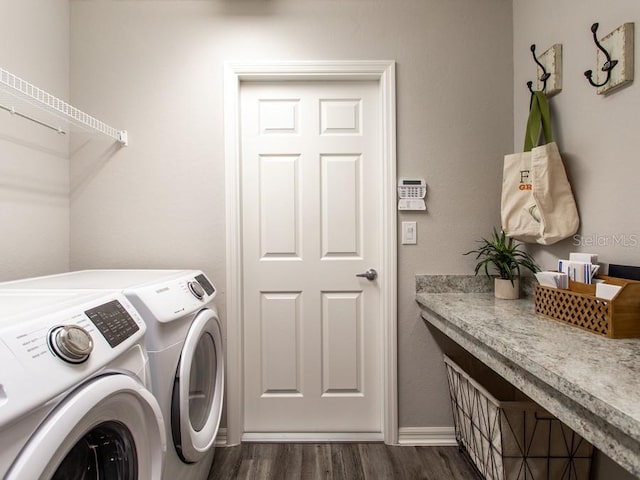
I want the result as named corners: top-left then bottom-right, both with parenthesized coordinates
top-left (501, 92), bottom-right (579, 245)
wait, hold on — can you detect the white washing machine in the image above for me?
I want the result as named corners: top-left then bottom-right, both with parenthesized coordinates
top-left (0, 290), bottom-right (166, 479)
top-left (0, 270), bottom-right (224, 480)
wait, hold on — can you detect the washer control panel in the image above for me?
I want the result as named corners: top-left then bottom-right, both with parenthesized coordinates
top-left (85, 300), bottom-right (140, 348)
top-left (49, 324), bottom-right (94, 363)
top-left (0, 292), bottom-right (147, 428)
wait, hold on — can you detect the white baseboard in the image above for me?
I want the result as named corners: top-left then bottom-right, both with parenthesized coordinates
top-left (216, 427), bottom-right (456, 446)
top-left (397, 427), bottom-right (457, 446)
top-left (242, 432), bottom-right (384, 443)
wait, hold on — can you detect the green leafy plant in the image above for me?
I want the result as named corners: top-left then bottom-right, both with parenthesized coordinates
top-left (464, 228), bottom-right (540, 285)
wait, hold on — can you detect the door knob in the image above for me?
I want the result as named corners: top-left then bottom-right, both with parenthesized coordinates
top-left (355, 269), bottom-right (378, 281)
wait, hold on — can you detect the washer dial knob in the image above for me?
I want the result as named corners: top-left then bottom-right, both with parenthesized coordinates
top-left (188, 281), bottom-right (206, 300)
top-left (50, 325), bottom-right (94, 364)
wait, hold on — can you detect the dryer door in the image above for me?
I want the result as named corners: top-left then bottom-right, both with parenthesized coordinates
top-left (172, 308), bottom-right (224, 463)
top-left (6, 374), bottom-right (166, 480)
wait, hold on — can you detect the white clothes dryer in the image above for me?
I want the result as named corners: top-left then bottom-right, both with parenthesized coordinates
top-left (0, 270), bottom-right (224, 480)
top-left (0, 291), bottom-right (166, 479)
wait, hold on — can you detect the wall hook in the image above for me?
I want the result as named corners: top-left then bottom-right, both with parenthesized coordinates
top-left (584, 22), bottom-right (619, 88)
top-left (526, 44), bottom-right (551, 93)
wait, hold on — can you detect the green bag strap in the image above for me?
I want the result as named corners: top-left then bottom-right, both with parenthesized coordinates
top-left (524, 95), bottom-right (542, 152)
top-left (523, 91), bottom-right (554, 152)
top-left (537, 91), bottom-right (553, 145)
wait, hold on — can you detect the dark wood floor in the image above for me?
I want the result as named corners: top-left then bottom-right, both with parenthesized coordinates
top-left (207, 443), bottom-right (481, 480)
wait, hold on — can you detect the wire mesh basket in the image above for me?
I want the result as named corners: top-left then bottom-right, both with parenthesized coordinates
top-left (444, 355), bottom-right (593, 480)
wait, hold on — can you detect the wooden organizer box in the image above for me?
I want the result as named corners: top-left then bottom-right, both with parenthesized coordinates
top-left (534, 275), bottom-right (640, 338)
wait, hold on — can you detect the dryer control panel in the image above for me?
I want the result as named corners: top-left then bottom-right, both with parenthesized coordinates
top-left (194, 274), bottom-right (215, 296)
top-left (125, 271), bottom-right (217, 324)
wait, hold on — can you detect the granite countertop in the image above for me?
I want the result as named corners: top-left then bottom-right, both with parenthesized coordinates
top-left (415, 276), bottom-right (640, 478)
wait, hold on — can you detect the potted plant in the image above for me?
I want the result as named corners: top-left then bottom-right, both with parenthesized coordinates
top-left (464, 228), bottom-right (540, 299)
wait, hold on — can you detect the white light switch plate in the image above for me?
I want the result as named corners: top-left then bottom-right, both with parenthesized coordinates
top-left (401, 221), bottom-right (417, 245)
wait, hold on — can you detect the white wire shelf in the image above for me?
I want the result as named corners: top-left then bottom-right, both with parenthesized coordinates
top-left (0, 67), bottom-right (127, 146)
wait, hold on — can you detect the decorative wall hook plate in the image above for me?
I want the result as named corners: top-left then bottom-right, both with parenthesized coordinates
top-left (585, 22), bottom-right (635, 95)
top-left (526, 44), bottom-right (562, 97)
top-left (537, 44), bottom-right (562, 96)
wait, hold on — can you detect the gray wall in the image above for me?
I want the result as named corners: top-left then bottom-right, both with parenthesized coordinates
top-left (513, 0), bottom-right (640, 272)
top-left (69, 0), bottom-right (514, 430)
top-left (0, 0), bottom-right (69, 281)
top-left (513, 2), bottom-right (639, 478)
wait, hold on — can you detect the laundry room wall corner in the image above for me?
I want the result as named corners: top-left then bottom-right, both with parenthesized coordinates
top-left (0, 0), bottom-right (70, 281)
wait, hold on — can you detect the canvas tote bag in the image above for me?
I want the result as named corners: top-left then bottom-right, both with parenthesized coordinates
top-left (501, 92), bottom-right (579, 245)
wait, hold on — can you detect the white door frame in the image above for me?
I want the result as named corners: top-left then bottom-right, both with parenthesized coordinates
top-left (224, 60), bottom-right (397, 445)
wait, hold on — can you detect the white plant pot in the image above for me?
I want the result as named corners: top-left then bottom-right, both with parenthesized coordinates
top-left (494, 278), bottom-right (520, 300)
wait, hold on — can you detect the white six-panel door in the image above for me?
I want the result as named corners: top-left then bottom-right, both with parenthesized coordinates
top-left (241, 81), bottom-right (382, 436)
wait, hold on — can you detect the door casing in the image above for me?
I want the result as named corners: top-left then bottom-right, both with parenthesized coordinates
top-left (224, 60), bottom-right (397, 445)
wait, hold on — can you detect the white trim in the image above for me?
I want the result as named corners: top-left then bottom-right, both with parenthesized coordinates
top-left (218, 428), bottom-right (455, 447)
top-left (224, 62), bottom-right (244, 447)
top-left (224, 60), bottom-right (397, 446)
top-left (242, 432), bottom-right (384, 443)
top-left (217, 427), bottom-right (455, 447)
top-left (397, 427), bottom-right (457, 446)
top-left (379, 61), bottom-right (398, 446)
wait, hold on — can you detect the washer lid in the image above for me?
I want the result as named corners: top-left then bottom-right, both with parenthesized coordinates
top-left (0, 270), bottom-right (218, 323)
top-left (0, 269), bottom-right (189, 291)
top-left (0, 291), bottom-right (90, 326)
